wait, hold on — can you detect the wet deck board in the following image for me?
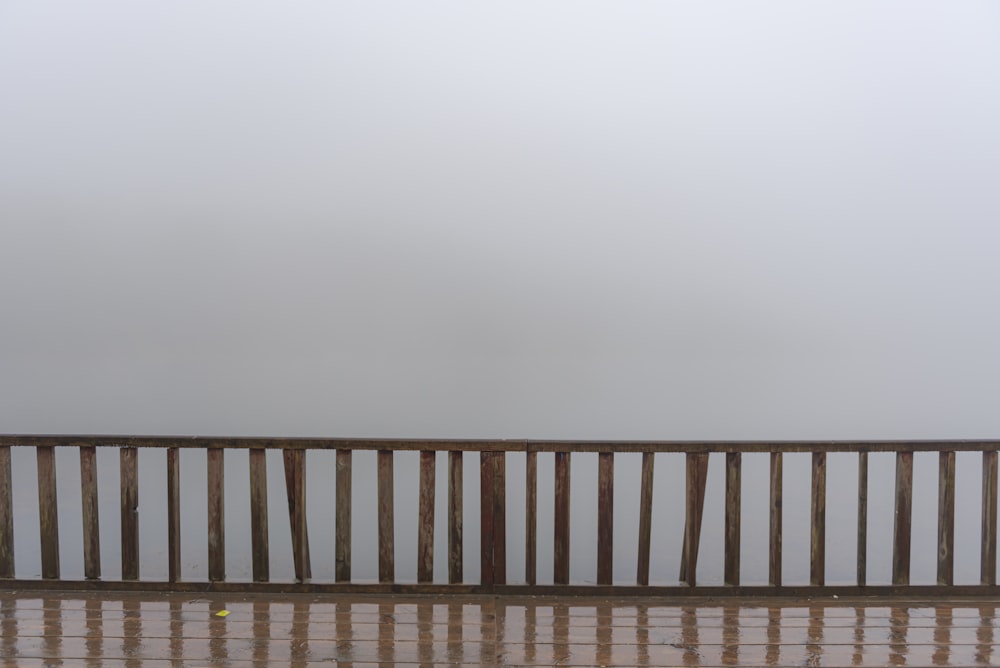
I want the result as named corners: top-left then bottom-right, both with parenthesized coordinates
top-left (1, 592), bottom-right (998, 666)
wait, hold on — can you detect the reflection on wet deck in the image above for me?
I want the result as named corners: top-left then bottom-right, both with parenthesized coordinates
top-left (1, 592), bottom-right (998, 666)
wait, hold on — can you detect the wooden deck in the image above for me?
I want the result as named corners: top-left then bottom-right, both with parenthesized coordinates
top-left (1, 591), bottom-right (998, 667)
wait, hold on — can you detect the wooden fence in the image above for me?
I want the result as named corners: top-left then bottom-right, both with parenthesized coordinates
top-left (0, 436), bottom-right (997, 597)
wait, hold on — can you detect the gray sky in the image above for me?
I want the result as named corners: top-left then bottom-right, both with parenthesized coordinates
top-left (2, 1), bottom-right (999, 439)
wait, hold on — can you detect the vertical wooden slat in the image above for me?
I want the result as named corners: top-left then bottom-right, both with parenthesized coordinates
top-left (680, 452), bottom-right (708, 586)
top-left (553, 451), bottom-right (571, 585)
top-left (892, 451), bottom-right (913, 585)
top-left (37, 446), bottom-right (59, 579)
top-left (448, 451), bottom-right (462, 584)
top-left (769, 451), bottom-right (782, 586)
top-left (207, 448), bottom-right (225, 582)
top-left (377, 450), bottom-right (394, 583)
top-left (120, 447), bottom-right (139, 581)
top-left (0, 446), bottom-right (14, 578)
top-left (166, 448), bottom-right (180, 583)
top-left (248, 448), bottom-right (269, 583)
top-left (725, 451), bottom-right (741, 586)
top-left (283, 450), bottom-right (311, 581)
top-left (492, 451), bottom-right (506, 585)
top-left (525, 451), bottom-right (537, 586)
top-left (417, 451), bottom-right (435, 583)
top-left (937, 451), bottom-right (956, 585)
top-left (336, 449), bottom-right (352, 583)
top-left (79, 446), bottom-right (100, 580)
top-left (597, 452), bottom-right (614, 585)
top-left (810, 451), bottom-right (826, 586)
top-left (636, 452), bottom-right (654, 586)
top-left (857, 451), bottom-right (868, 587)
top-left (983, 450), bottom-right (998, 585)
top-left (479, 451), bottom-right (495, 586)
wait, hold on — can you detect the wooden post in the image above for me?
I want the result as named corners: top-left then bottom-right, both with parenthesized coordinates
top-left (248, 448), bottom-right (269, 583)
top-left (937, 451), bottom-right (955, 585)
top-left (207, 448), bottom-right (225, 582)
top-left (37, 446), bottom-right (59, 579)
top-left (492, 451), bottom-right (506, 585)
top-left (597, 452), bottom-right (614, 585)
top-left (283, 450), bottom-right (311, 581)
top-left (479, 451), bottom-right (494, 586)
top-left (80, 446), bottom-right (100, 580)
top-left (769, 451), bottom-right (782, 586)
top-left (983, 450), bottom-right (998, 585)
top-left (377, 450), bottom-right (394, 583)
top-left (336, 449), bottom-right (352, 583)
top-left (525, 451), bottom-right (537, 586)
top-left (166, 447), bottom-right (181, 583)
top-left (892, 451), bottom-right (913, 585)
top-left (724, 452), bottom-right (741, 586)
top-left (857, 451), bottom-right (868, 586)
top-left (680, 452), bottom-right (708, 586)
top-left (120, 447), bottom-right (140, 581)
top-left (636, 452), bottom-right (654, 586)
top-left (554, 452), bottom-right (571, 585)
top-left (0, 446), bottom-right (13, 578)
top-left (417, 451), bottom-right (435, 583)
top-left (448, 451), bottom-right (463, 584)
top-left (810, 452), bottom-right (826, 586)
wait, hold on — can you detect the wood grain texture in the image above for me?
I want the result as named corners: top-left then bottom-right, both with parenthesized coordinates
top-left (725, 452), bottom-right (741, 586)
top-left (857, 451), bottom-right (868, 587)
top-left (597, 452), bottom-right (614, 585)
top-left (892, 451), bottom-right (913, 585)
top-left (37, 446), bottom-right (59, 579)
top-left (525, 451), bottom-right (537, 586)
top-left (448, 451), bottom-right (462, 584)
top-left (937, 451), bottom-right (955, 585)
top-left (120, 447), bottom-right (139, 581)
top-left (636, 452), bottom-right (654, 586)
top-left (417, 451), bottom-right (435, 583)
top-left (983, 450), bottom-right (998, 585)
top-left (207, 448), bottom-right (224, 582)
top-left (680, 453), bottom-right (708, 586)
top-left (492, 451), bottom-right (506, 586)
top-left (284, 450), bottom-right (311, 582)
top-left (554, 452), bottom-right (571, 585)
top-left (248, 448), bottom-right (269, 583)
top-left (479, 451), bottom-right (494, 587)
top-left (0, 446), bottom-right (13, 578)
top-left (769, 451), bottom-right (782, 587)
top-left (810, 451), bottom-right (826, 586)
top-left (377, 450), bottom-right (394, 583)
top-left (79, 446), bottom-right (100, 580)
top-left (336, 449), bottom-right (352, 583)
top-left (166, 448), bottom-right (180, 583)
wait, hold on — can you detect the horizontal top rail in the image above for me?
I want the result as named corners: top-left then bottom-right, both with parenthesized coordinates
top-left (0, 435), bottom-right (998, 453)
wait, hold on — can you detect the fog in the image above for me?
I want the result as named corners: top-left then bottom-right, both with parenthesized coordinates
top-left (1, 2), bottom-right (999, 584)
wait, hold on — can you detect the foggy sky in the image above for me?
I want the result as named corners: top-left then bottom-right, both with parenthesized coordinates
top-left (2, 1), bottom-right (999, 439)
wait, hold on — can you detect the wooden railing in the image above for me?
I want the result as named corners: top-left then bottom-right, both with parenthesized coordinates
top-left (0, 436), bottom-right (997, 597)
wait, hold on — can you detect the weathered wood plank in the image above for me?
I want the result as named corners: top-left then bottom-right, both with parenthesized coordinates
top-left (597, 452), bottom-right (614, 585)
top-left (119, 447), bottom-right (139, 581)
top-left (525, 451), bottom-right (537, 586)
top-left (553, 452), bottom-right (571, 585)
top-left (36, 446), bottom-right (59, 579)
top-left (283, 449), bottom-right (311, 582)
top-left (79, 446), bottom-right (100, 580)
top-left (892, 451), bottom-right (913, 585)
top-left (248, 448), bottom-right (269, 583)
top-left (857, 451), bottom-right (868, 587)
top-left (636, 452), bottom-right (654, 586)
top-left (983, 450), bottom-right (998, 585)
top-left (0, 446), bottom-right (14, 578)
top-left (769, 451), bottom-right (782, 586)
top-left (166, 448), bottom-right (180, 583)
top-left (680, 453), bottom-right (708, 586)
top-left (448, 451), bottom-right (462, 584)
top-left (207, 448), bottom-right (225, 582)
top-left (377, 450), bottom-right (394, 583)
top-left (937, 450), bottom-right (956, 585)
top-left (479, 451), bottom-right (494, 586)
top-left (810, 451), bottom-right (826, 586)
top-left (335, 449), bottom-right (352, 583)
top-left (492, 451), bottom-right (506, 586)
top-left (725, 451), bottom-right (741, 586)
top-left (417, 451), bottom-right (435, 583)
